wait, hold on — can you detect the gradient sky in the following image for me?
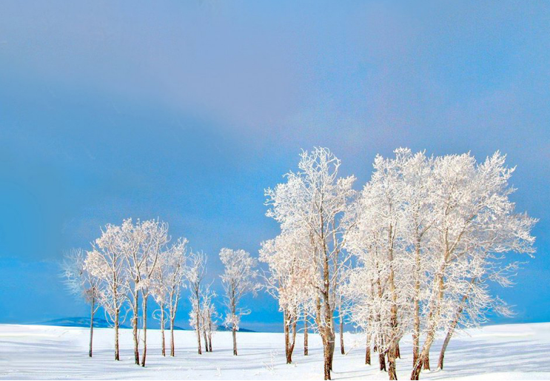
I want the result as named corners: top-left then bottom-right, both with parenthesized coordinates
top-left (0, 1), bottom-right (549, 332)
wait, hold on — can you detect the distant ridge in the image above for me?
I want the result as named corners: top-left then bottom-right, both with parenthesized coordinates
top-left (40, 317), bottom-right (255, 332)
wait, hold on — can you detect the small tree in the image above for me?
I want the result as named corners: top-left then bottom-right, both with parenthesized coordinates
top-left (85, 223), bottom-right (129, 361)
top-left (151, 237), bottom-right (189, 357)
top-left (186, 251), bottom-right (207, 355)
top-left (219, 248), bottom-right (260, 355)
top-left (61, 248), bottom-right (101, 357)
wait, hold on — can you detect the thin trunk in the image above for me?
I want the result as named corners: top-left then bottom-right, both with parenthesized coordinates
top-left (208, 331), bottom-right (213, 352)
top-left (133, 291), bottom-right (140, 365)
top-left (160, 307), bottom-right (166, 357)
top-left (170, 317), bottom-right (175, 357)
top-left (396, 342), bottom-right (401, 359)
top-left (141, 295), bottom-right (148, 367)
top-left (438, 280), bottom-right (474, 370)
top-left (365, 333), bottom-right (371, 365)
top-left (304, 318), bottom-right (309, 356)
top-left (203, 329), bottom-right (209, 352)
top-left (89, 298), bottom-right (94, 358)
top-left (339, 315), bottom-right (345, 355)
top-left (114, 309), bottom-right (120, 361)
top-left (387, 350), bottom-right (398, 380)
top-left (232, 326), bottom-right (238, 356)
top-left (284, 312), bottom-right (290, 363)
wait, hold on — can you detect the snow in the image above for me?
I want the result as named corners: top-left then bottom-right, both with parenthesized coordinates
top-left (1, 323), bottom-right (549, 380)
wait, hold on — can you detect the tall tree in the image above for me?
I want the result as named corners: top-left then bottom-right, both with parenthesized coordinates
top-left (85, 223), bottom-right (129, 361)
top-left (265, 147), bottom-right (356, 380)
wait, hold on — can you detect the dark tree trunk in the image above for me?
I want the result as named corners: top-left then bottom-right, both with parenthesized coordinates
top-left (339, 317), bottom-right (345, 355)
top-left (89, 298), bottom-right (94, 357)
top-left (114, 309), bottom-right (120, 361)
top-left (160, 308), bottom-right (166, 357)
top-left (424, 354), bottom-right (430, 370)
top-left (140, 296), bottom-right (148, 367)
top-left (304, 318), bottom-right (309, 356)
top-left (133, 291), bottom-right (140, 365)
top-left (170, 318), bottom-right (175, 357)
top-left (379, 351), bottom-right (386, 372)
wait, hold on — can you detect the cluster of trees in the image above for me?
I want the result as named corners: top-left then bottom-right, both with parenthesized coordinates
top-left (62, 219), bottom-right (259, 365)
top-left (262, 147), bottom-right (536, 380)
top-left (62, 146), bottom-right (536, 380)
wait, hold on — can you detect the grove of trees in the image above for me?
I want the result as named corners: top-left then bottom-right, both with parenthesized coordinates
top-left (63, 146), bottom-right (536, 381)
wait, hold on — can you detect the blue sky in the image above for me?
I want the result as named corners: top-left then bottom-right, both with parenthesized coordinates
top-left (0, 1), bottom-right (549, 332)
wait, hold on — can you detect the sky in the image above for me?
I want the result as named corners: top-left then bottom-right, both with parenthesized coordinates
top-left (0, 0), bottom-right (549, 332)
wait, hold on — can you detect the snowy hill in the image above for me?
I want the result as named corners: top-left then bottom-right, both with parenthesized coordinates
top-left (0, 322), bottom-right (549, 380)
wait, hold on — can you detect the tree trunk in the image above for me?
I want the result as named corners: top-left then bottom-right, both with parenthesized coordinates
top-left (160, 307), bottom-right (166, 357)
top-left (170, 318), bottom-right (175, 357)
top-left (232, 326), bottom-right (238, 356)
top-left (304, 318), bottom-right (309, 356)
top-left (114, 309), bottom-right (120, 361)
top-left (339, 316), bottom-right (345, 355)
top-left (284, 313), bottom-right (290, 363)
top-left (203, 329), bottom-right (209, 352)
top-left (379, 349), bottom-right (386, 372)
top-left (323, 334), bottom-right (333, 380)
top-left (438, 282), bottom-right (472, 370)
top-left (141, 296), bottom-right (148, 367)
top-left (89, 298), bottom-right (94, 357)
top-left (423, 353), bottom-right (430, 370)
top-left (387, 349), bottom-right (398, 380)
top-left (196, 304), bottom-right (202, 355)
top-left (133, 292), bottom-right (140, 365)
top-left (208, 331), bottom-right (213, 352)
top-left (365, 333), bottom-right (371, 365)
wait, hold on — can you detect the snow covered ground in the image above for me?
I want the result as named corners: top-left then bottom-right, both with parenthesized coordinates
top-left (1, 323), bottom-right (549, 380)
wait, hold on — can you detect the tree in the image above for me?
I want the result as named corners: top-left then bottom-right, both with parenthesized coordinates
top-left (187, 250), bottom-right (207, 355)
top-left (152, 237), bottom-right (188, 357)
top-left (219, 248), bottom-right (260, 356)
top-left (201, 284), bottom-right (217, 352)
top-left (116, 218), bottom-right (169, 367)
top-left (61, 248), bottom-right (101, 357)
top-left (409, 152), bottom-right (536, 379)
top-left (265, 147), bottom-right (356, 380)
top-left (85, 223), bottom-right (129, 361)
top-left (151, 237), bottom-right (189, 357)
top-left (260, 230), bottom-right (315, 364)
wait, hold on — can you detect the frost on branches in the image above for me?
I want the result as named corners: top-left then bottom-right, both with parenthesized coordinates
top-left (265, 147), bottom-right (356, 380)
top-left (343, 149), bottom-right (536, 380)
top-left (219, 248), bottom-right (260, 356)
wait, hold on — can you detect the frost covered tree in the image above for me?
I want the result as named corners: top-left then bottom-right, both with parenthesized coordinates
top-left (260, 230), bottom-right (316, 364)
top-left (343, 149), bottom-right (536, 380)
top-left (85, 223), bottom-right (129, 361)
top-left (61, 248), bottom-right (101, 357)
top-left (117, 218), bottom-right (169, 367)
top-left (265, 147), bottom-right (356, 380)
top-left (186, 250), bottom-right (207, 355)
top-left (410, 152), bottom-right (536, 379)
top-left (151, 237), bottom-right (189, 357)
top-left (219, 248), bottom-right (260, 356)
top-left (201, 284), bottom-right (217, 352)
